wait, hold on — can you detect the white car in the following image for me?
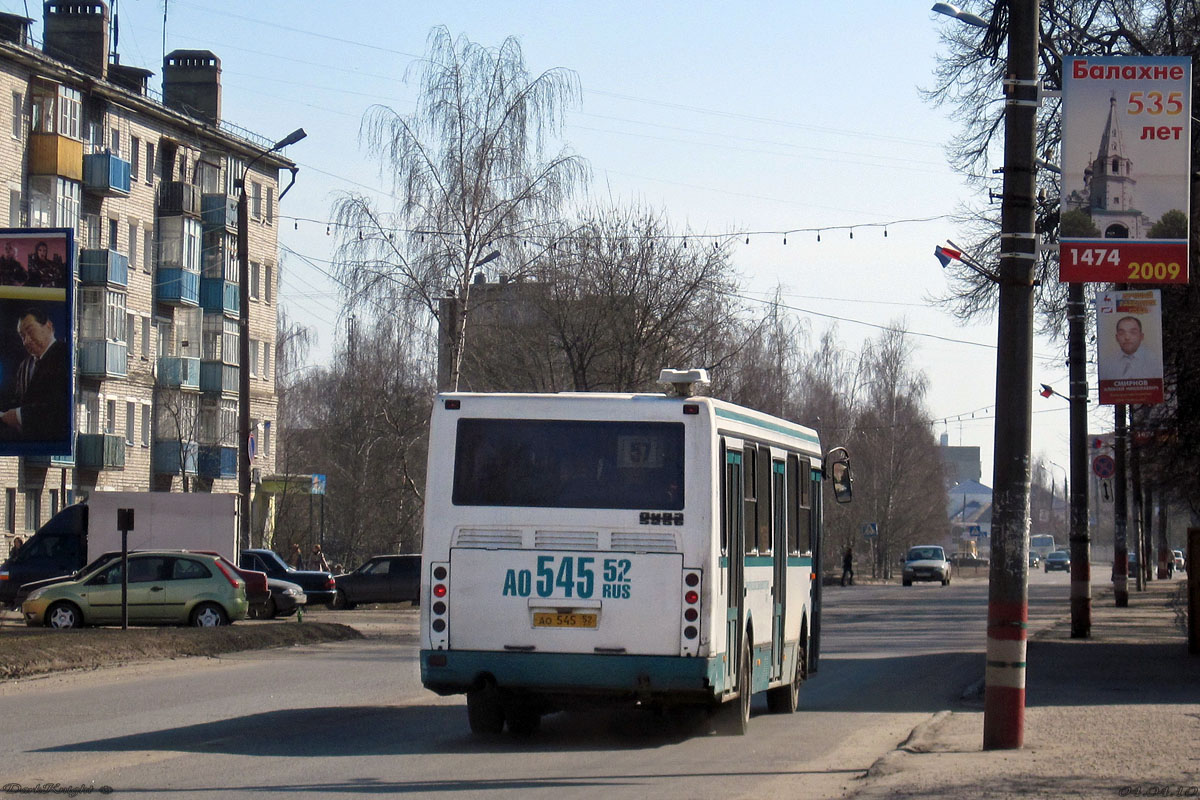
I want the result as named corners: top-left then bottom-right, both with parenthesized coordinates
top-left (902, 545), bottom-right (951, 587)
top-left (1174, 549), bottom-right (1186, 572)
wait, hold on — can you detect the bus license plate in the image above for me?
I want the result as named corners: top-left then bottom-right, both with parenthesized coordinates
top-left (533, 612), bottom-right (598, 629)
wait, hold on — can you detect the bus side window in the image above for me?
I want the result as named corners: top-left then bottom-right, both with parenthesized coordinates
top-left (799, 457), bottom-right (812, 553)
top-left (743, 445), bottom-right (757, 555)
top-left (757, 447), bottom-right (771, 553)
top-left (786, 455), bottom-right (799, 554)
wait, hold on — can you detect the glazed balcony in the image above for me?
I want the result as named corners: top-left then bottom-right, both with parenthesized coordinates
top-left (75, 433), bottom-right (126, 470)
top-left (78, 248), bottom-right (129, 287)
top-left (78, 340), bottom-right (128, 379)
top-left (156, 356), bottom-right (200, 390)
top-left (29, 133), bottom-right (83, 181)
top-left (82, 153), bottom-right (131, 196)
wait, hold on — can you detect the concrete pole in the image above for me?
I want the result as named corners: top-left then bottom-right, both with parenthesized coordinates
top-left (1067, 283), bottom-right (1091, 637)
top-left (1113, 405), bottom-right (1129, 606)
top-left (983, 0), bottom-right (1039, 751)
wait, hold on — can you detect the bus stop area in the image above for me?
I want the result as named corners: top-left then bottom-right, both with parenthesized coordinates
top-left (850, 577), bottom-right (1199, 799)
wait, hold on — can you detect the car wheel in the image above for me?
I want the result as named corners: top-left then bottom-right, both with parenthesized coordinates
top-left (467, 681), bottom-right (505, 735)
top-left (46, 601), bottom-right (82, 629)
top-left (264, 596), bottom-right (278, 620)
top-left (331, 589), bottom-right (355, 610)
top-left (191, 602), bottom-right (228, 627)
top-left (942, 577), bottom-right (950, 586)
top-left (714, 635), bottom-right (752, 735)
top-left (505, 695), bottom-right (542, 738)
top-left (766, 634), bottom-right (805, 714)
top-left (902, 579), bottom-right (912, 586)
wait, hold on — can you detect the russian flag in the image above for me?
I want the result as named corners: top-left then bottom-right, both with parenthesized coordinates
top-left (934, 245), bottom-right (962, 268)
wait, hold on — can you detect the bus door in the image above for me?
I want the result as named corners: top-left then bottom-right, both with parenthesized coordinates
top-left (770, 458), bottom-right (787, 681)
top-left (721, 441), bottom-right (745, 692)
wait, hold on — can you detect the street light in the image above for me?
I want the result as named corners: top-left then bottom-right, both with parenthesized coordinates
top-left (931, 2), bottom-right (989, 28)
top-left (237, 127), bottom-right (306, 551)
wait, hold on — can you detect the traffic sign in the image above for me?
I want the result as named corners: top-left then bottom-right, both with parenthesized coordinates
top-left (1092, 454), bottom-right (1115, 478)
top-left (861, 522), bottom-right (878, 539)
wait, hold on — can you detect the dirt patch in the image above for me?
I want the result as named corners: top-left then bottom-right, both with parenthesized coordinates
top-left (0, 621), bottom-right (361, 681)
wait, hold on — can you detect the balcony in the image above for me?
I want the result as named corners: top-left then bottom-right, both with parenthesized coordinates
top-left (158, 181), bottom-right (201, 216)
top-left (82, 153), bottom-right (132, 196)
top-left (79, 248), bottom-right (129, 287)
top-left (201, 193), bottom-right (238, 231)
top-left (157, 268), bottom-right (200, 306)
top-left (78, 340), bottom-right (128, 379)
top-left (29, 133), bottom-right (83, 181)
top-left (197, 444), bottom-right (236, 479)
top-left (157, 356), bottom-right (200, 389)
top-left (75, 433), bottom-right (126, 470)
top-left (199, 278), bottom-right (239, 314)
top-left (153, 439), bottom-right (197, 475)
top-left (200, 360), bottom-right (238, 394)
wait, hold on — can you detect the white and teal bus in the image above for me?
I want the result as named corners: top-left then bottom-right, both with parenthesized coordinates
top-left (419, 369), bottom-right (852, 736)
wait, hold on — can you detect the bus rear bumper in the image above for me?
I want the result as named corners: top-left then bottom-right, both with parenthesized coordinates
top-left (421, 649), bottom-right (722, 702)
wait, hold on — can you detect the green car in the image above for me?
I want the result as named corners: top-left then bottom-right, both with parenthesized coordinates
top-left (22, 550), bottom-right (248, 628)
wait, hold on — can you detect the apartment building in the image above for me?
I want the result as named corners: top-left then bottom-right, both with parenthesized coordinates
top-left (0, 3), bottom-right (290, 555)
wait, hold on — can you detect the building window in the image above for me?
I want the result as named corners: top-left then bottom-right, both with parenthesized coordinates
top-left (106, 399), bottom-right (116, 434)
top-left (11, 91), bottom-right (21, 139)
top-left (145, 141), bottom-right (155, 183)
top-left (131, 135), bottom-right (140, 176)
top-left (264, 264), bottom-right (273, 304)
top-left (58, 86), bottom-right (81, 140)
top-left (262, 345), bottom-right (270, 381)
top-left (249, 261), bottom-right (260, 300)
top-left (223, 318), bottom-right (239, 366)
top-left (110, 127), bottom-right (120, 156)
top-left (141, 316), bottom-right (150, 359)
top-left (5, 488), bottom-right (15, 533)
top-left (24, 490), bottom-right (40, 531)
top-left (8, 188), bottom-right (22, 227)
top-left (108, 217), bottom-right (118, 250)
top-left (263, 421), bottom-right (272, 458)
top-left (265, 186), bottom-right (274, 224)
top-left (220, 399), bottom-right (236, 444)
top-left (250, 181), bottom-right (262, 219)
top-left (126, 401), bottom-right (135, 446)
top-left (49, 489), bottom-right (59, 516)
top-left (82, 389), bottom-right (99, 434)
top-left (141, 403), bottom-right (151, 446)
top-left (128, 222), bottom-right (138, 267)
top-left (249, 339), bottom-right (259, 377)
top-left (105, 292), bottom-right (126, 341)
top-left (143, 228), bottom-right (153, 273)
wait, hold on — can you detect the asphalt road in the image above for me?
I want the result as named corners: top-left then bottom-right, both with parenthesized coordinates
top-left (0, 570), bottom-right (1085, 800)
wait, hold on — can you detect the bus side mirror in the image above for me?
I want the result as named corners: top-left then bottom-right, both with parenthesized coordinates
top-left (825, 447), bottom-right (853, 504)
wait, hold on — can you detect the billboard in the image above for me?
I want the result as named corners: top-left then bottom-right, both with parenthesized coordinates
top-left (1060, 56), bottom-right (1191, 283)
top-left (0, 229), bottom-right (74, 456)
top-left (1095, 289), bottom-right (1163, 405)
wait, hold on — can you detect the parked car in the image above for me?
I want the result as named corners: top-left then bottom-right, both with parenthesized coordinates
top-left (902, 545), bottom-right (951, 586)
top-left (1173, 549), bottom-right (1186, 572)
top-left (195, 551), bottom-right (269, 617)
top-left (330, 554), bottom-right (420, 609)
top-left (239, 549), bottom-right (336, 606)
top-left (1045, 550), bottom-right (1071, 572)
top-left (22, 550), bottom-right (248, 628)
top-left (249, 578), bottom-right (306, 619)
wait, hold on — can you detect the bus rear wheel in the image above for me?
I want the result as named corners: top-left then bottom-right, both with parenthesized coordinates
top-left (505, 695), bottom-right (541, 738)
top-left (467, 681), bottom-right (505, 735)
top-left (767, 636), bottom-right (805, 714)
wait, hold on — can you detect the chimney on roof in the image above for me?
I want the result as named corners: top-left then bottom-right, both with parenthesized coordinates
top-left (42, 1), bottom-right (109, 78)
top-left (162, 49), bottom-right (221, 124)
top-left (0, 12), bottom-right (33, 45)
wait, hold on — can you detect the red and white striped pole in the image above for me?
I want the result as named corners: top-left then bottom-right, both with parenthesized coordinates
top-left (982, 0), bottom-right (1039, 751)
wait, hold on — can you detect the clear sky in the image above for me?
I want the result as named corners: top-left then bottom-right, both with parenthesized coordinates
top-left (5, 0), bottom-right (1110, 490)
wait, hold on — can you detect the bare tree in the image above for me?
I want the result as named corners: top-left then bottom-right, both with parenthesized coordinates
top-left (332, 26), bottom-right (587, 391)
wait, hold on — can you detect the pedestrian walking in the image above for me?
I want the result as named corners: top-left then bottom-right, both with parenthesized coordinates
top-left (841, 547), bottom-right (854, 586)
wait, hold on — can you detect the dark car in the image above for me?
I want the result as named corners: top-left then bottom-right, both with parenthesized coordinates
top-left (330, 554), bottom-right (420, 609)
top-left (1044, 550), bottom-right (1071, 572)
top-left (249, 578), bottom-right (307, 619)
top-left (239, 549), bottom-right (336, 606)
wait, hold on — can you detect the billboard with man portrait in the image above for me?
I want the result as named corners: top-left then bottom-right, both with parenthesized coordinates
top-left (0, 228), bottom-right (74, 456)
top-left (1096, 289), bottom-right (1163, 405)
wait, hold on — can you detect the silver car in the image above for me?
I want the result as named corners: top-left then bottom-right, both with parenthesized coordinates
top-left (902, 545), bottom-right (951, 587)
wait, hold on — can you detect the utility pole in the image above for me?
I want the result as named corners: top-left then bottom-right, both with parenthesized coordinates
top-left (1114, 405), bottom-right (1129, 606)
top-left (983, 0), bottom-right (1040, 751)
top-left (1067, 284), bottom-right (1091, 637)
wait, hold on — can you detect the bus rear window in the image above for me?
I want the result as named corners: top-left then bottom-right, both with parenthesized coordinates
top-left (452, 419), bottom-right (685, 509)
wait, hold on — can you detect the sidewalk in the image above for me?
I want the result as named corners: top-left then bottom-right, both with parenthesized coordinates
top-left (849, 577), bottom-right (1200, 799)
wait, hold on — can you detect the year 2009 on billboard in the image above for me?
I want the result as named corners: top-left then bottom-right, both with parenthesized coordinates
top-left (1059, 240), bottom-right (1188, 284)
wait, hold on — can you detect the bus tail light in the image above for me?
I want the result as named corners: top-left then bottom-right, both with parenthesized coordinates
top-left (429, 562), bottom-right (450, 650)
top-left (680, 569), bottom-right (702, 656)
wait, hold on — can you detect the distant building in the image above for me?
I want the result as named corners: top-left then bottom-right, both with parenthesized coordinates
top-left (939, 432), bottom-right (981, 486)
top-left (0, 3), bottom-right (293, 557)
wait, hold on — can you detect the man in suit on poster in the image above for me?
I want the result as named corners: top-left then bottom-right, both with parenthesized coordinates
top-left (0, 308), bottom-right (69, 440)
